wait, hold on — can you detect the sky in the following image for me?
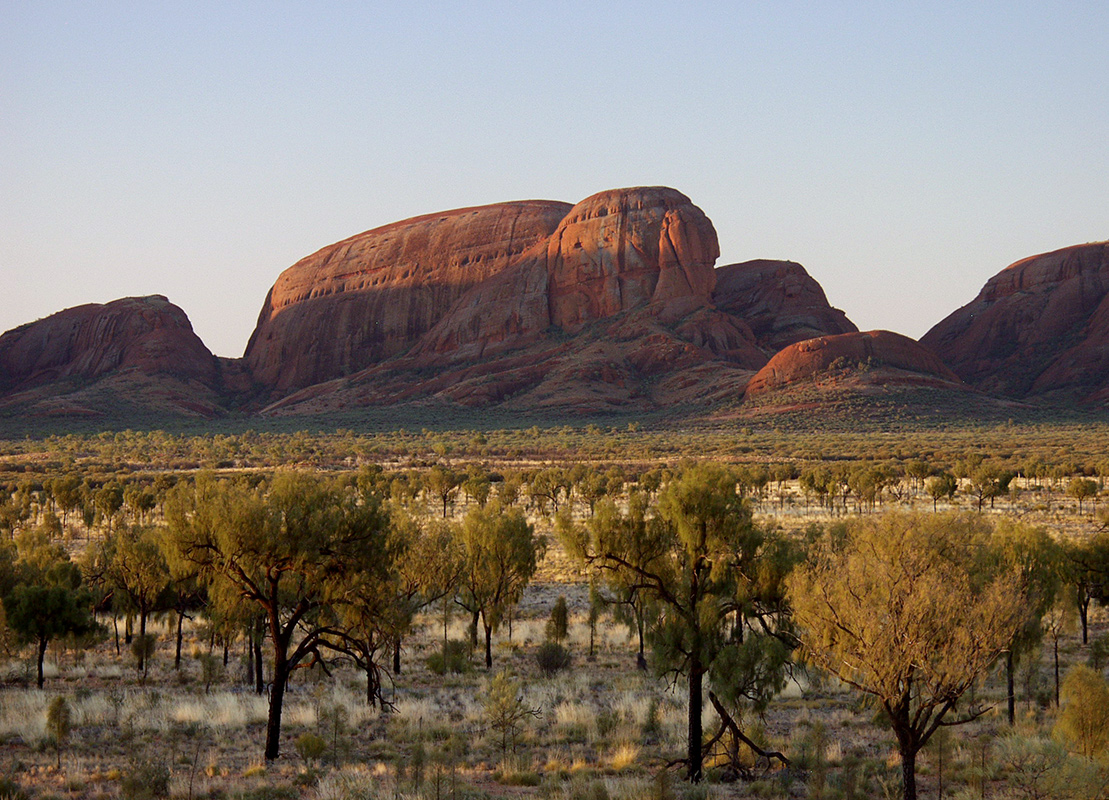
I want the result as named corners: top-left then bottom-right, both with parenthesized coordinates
top-left (3, 2), bottom-right (1107, 358)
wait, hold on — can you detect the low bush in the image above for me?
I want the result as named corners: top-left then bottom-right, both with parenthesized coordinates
top-left (536, 642), bottom-right (572, 677)
top-left (426, 640), bottom-right (471, 675)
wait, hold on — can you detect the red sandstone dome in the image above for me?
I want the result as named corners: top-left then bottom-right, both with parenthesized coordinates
top-left (713, 259), bottom-right (857, 353)
top-left (243, 200), bottom-right (573, 392)
top-left (0, 295), bottom-right (223, 417)
top-left (921, 242), bottom-right (1109, 402)
top-left (0, 295), bottom-right (218, 392)
top-left (745, 330), bottom-right (961, 398)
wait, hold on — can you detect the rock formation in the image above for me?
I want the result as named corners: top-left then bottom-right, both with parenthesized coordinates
top-left (0, 296), bottom-right (223, 417)
top-left (239, 186), bottom-right (869, 413)
top-left (244, 200), bottom-right (572, 392)
top-left (921, 242), bottom-right (1109, 401)
top-left (1, 186), bottom-right (874, 420)
top-left (713, 260), bottom-right (857, 353)
top-left (412, 187), bottom-right (725, 362)
top-left (745, 330), bottom-right (962, 398)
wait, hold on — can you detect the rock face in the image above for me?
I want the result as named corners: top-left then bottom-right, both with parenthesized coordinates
top-left (244, 200), bottom-right (572, 392)
top-left (413, 187), bottom-right (722, 361)
top-left (745, 330), bottom-right (962, 398)
top-left (713, 260), bottom-right (857, 352)
top-left (0, 296), bottom-right (223, 417)
top-left (0, 296), bottom-right (219, 392)
top-left (240, 186), bottom-right (868, 413)
top-left (921, 242), bottom-right (1109, 401)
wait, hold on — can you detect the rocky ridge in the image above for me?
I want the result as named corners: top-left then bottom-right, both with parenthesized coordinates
top-left (921, 242), bottom-right (1109, 402)
top-left (0, 296), bottom-right (224, 417)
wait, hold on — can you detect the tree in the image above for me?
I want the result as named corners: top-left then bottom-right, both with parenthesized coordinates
top-left (458, 503), bottom-right (542, 668)
top-left (546, 595), bottom-right (569, 643)
top-left (788, 512), bottom-right (1028, 800)
top-left (1054, 665), bottom-right (1109, 761)
top-left (484, 669), bottom-right (539, 762)
top-left (990, 520), bottom-right (1061, 725)
top-left (1069, 478), bottom-right (1099, 513)
top-left (107, 525), bottom-right (173, 676)
top-left (164, 472), bottom-right (389, 761)
top-left (426, 465), bottom-right (460, 518)
top-left (1062, 534), bottom-right (1109, 644)
top-left (925, 473), bottom-right (957, 512)
top-left (562, 464), bottom-right (793, 783)
top-left (4, 583), bottom-right (97, 688)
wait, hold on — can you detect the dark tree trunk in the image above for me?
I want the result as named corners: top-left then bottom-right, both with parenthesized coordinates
top-left (1080, 596), bottom-right (1090, 644)
top-left (175, 610), bottom-right (185, 670)
top-left (138, 607), bottom-right (148, 675)
top-left (36, 637), bottom-right (48, 689)
top-left (393, 637), bottom-right (402, 675)
top-left (1006, 650), bottom-right (1015, 726)
top-left (253, 629), bottom-right (264, 695)
top-left (469, 609), bottom-right (479, 648)
top-left (483, 622), bottom-right (493, 669)
top-left (901, 746), bottom-right (917, 800)
top-left (265, 650), bottom-right (288, 761)
top-left (687, 662), bottom-right (703, 783)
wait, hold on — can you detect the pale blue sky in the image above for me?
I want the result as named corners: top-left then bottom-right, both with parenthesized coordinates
top-left (3, 2), bottom-right (1106, 357)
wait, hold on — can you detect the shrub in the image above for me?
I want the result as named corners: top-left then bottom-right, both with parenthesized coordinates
top-left (1054, 665), bottom-right (1109, 760)
top-left (295, 732), bottom-right (327, 767)
top-left (0, 777), bottom-right (29, 800)
top-left (426, 639), bottom-right (471, 675)
top-left (536, 642), bottom-right (572, 677)
top-left (121, 762), bottom-right (170, 800)
top-left (546, 595), bottom-right (570, 643)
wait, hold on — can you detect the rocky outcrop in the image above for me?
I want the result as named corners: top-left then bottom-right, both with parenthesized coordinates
top-left (242, 186), bottom-right (871, 413)
top-left (406, 187), bottom-right (722, 362)
top-left (713, 260), bottom-right (856, 352)
top-left (244, 200), bottom-right (572, 392)
top-left (0, 296), bottom-right (219, 392)
top-left (0, 296), bottom-right (224, 417)
top-left (920, 242), bottom-right (1109, 401)
top-left (745, 330), bottom-right (962, 398)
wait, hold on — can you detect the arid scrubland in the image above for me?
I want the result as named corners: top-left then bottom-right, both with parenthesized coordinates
top-left (2, 426), bottom-right (1109, 800)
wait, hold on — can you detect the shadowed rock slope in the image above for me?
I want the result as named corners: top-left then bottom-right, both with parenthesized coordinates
top-left (0, 296), bottom-right (224, 417)
top-left (921, 242), bottom-right (1109, 403)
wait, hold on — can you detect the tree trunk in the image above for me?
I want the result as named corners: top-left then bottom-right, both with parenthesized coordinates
top-left (483, 622), bottom-right (493, 669)
top-left (393, 637), bottom-right (402, 675)
top-left (1080, 597), bottom-right (1090, 644)
top-left (365, 658), bottom-right (379, 707)
top-left (901, 746), bottom-right (917, 800)
top-left (1054, 637), bottom-right (1061, 707)
top-left (175, 610), bottom-right (185, 670)
top-left (36, 636), bottom-right (48, 689)
top-left (1006, 650), bottom-right (1015, 726)
top-left (138, 607), bottom-right (148, 675)
top-left (687, 663), bottom-right (703, 783)
top-left (469, 609), bottom-right (479, 648)
top-left (265, 650), bottom-right (289, 761)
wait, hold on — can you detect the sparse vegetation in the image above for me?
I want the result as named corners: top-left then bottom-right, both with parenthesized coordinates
top-left (2, 417), bottom-right (1109, 798)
